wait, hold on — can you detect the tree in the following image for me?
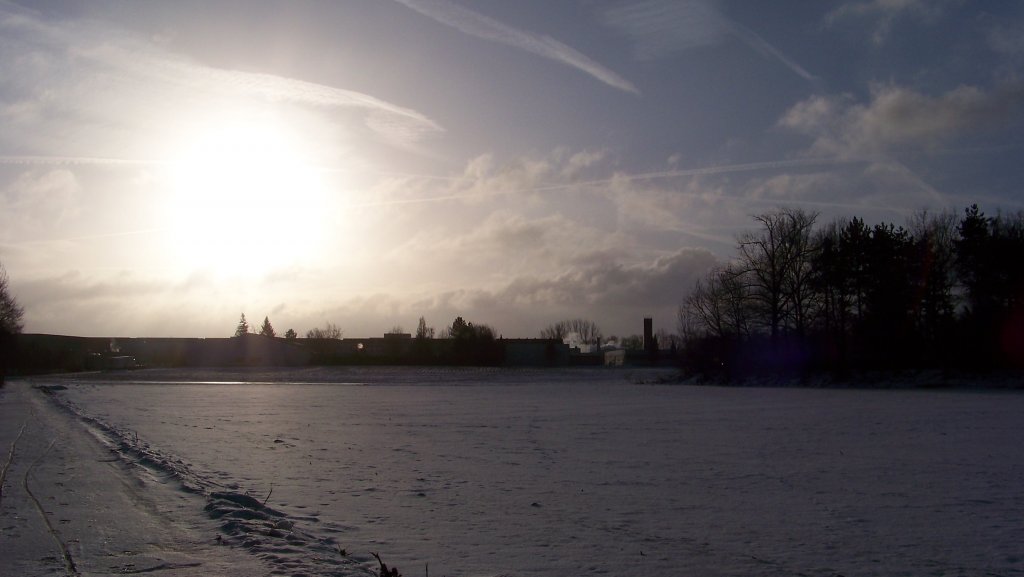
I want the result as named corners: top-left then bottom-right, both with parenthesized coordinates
top-left (413, 316), bottom-right (436, 361)
top-left (415, 317), bottom-right (434, 340)
top-left (539, 321), bottom-right (568, 341)
top-left (955, 205), bottom-right (1024, 366)
top-left (567, 319), bottom-right (602, 348)
top-left (284, 328), bottom-right (297, 339)
top-left (306, 322), bottom-right (342, 339)
top-left (1, 263), bottom-right (24, 385)
top-left (234, 313), bottom-right (250, 337)
top-left (540, 319), bottom-right (602, 349)
top-left (862, 224), bottom-right (913, 339)
top-left (449, 316), bottom-right (470, 340)
top-left (448, 316), bottom-right (500, 364)
top-left (0, 264), bottom-right (24, 336)
top-left (907, 210), bottom-right (957, 351)
top-left (680, 265), bottom-right (751, 340)
top-left (736, 208), bottom-right (818, 340)
top-left (259, 316), bottom-right (276, 337)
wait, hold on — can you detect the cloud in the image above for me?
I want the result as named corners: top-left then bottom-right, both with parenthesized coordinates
top-left (393, 0), bottom-right (639, 95)
top-left (602, 0), bottom-right (814, 81)
top-left (364, 151), bottom-right (860, 212)
top-left (361, 247), bottom-right (718, 337)
top-left (181, 246), bottom-right (717, 339)
top-left (602, 0), bottom-right (726, 60)
top-left (5, 138), bottom-right (956, 339)
top-left (779, 83), bottom-right (1024, 157)
top-left (989, 16), bottom-right (1024, 65)
top-left (15, 270), bottom-right (174, 336)
top-left (499, 247), bottom-right (717, 308)
top-left (825, 0), bottom-right (948, 45)
top-left (0, 169), bottom-right (81, 236)
top-left (0, 4), bottom-right (441, 156)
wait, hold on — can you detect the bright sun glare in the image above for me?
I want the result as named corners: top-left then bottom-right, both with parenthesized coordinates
top-left (165, 116), bottom-right (330, 276)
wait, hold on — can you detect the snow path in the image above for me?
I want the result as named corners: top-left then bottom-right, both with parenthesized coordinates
top-left (0, 381), bottom-right (277, 577)
top-left (23, 437), bottom-right (80, 576)
top-left (0, 417), bottom-right (27, 507)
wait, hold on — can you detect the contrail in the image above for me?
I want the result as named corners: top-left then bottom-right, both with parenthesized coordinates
top-left (393, 0), bottom-right (639, 95)
top-left (727, 20), bottom-right (816, 83)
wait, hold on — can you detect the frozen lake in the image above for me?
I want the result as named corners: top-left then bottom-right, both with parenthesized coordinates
top-left (41, 367), bottom-right (1024, 576)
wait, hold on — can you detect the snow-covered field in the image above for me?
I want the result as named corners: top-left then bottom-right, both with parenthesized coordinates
top-left (21, 367), bottom-right (1024, 576)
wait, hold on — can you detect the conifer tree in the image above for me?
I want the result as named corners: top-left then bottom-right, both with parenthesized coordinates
top-left (234, 313), bottom-right (250, 337)
top-left (259, 316), bottom-right (276, 337)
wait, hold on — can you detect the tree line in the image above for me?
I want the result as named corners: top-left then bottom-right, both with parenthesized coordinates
top-left (679, 205), bottom-right (1024, 377)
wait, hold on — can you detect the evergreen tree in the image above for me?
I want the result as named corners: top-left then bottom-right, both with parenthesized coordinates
top-left (234, 313), bottom-right (250, 337)
top-left (259, 316), bottom-right (276, 337)
top-left (284, 329), bottom-right (297, 339)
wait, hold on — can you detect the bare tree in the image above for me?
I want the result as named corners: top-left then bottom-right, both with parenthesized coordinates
top-left (306, 322), bottom-right (343, 339)
top-left (541, 319), bottom-right (602, 348)
top-left (415, 317), bottom-right (434, 339)
top-left (540, 321), bottom-right (568, 340)
top-left (736, 208), bottom-right (818, 339)
top-left (680, 265), bottom-right (751, 340)
top-left (567, 319), bottom-right (602, 347)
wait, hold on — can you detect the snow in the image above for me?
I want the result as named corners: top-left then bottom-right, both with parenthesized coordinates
top-left (3, 367), bottom-right (1024, 576)
top-left (0, 380), bottom-right (270, 577)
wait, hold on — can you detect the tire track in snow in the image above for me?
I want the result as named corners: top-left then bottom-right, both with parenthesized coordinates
top-left (0, 418), bottom-right (27, 506)
top-left (23, 437), bottom-right (80, 576)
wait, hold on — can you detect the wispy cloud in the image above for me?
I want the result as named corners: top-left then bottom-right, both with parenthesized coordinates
top-left (824, 0), bottom-right (948, 46)
top-left (0, 4), bottom-right (442, 151)
top-left (603, 0), bottom-right (814, 82)
top-left (353, 156), bottom-right (863, 209)
top-left (392, 0), bottom-right (639, 95)
top-left (602, 0), bottom-right (725, 60)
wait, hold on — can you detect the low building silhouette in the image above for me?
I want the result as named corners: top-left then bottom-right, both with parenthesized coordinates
top-left (9, 332), bottom-right (571, 371)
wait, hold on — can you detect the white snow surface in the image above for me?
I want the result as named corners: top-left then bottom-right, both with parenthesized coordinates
top-left (14, 367), bottom-right (1024, 576)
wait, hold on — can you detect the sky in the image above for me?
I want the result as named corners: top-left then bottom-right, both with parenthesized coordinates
top-left (1, 0), bottom-right (1022, 340)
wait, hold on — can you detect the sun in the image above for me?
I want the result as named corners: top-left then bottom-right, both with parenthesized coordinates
top-left (164, 115), bottom-right (330, 276)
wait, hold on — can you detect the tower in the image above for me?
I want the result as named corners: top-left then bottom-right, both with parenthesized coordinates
top-left (643, 317), bottom-right (654, 353)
